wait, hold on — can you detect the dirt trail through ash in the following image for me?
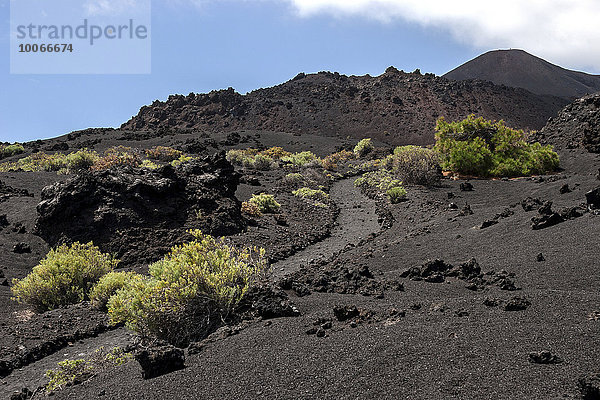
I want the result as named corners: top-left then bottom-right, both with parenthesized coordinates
top-left (271, 178), bottom-right (381, 279)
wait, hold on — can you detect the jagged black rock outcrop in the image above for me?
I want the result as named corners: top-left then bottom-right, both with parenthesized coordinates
top-left (35, 152), bottom-right (246, 267)
top-left (536, 94), bottom-right (600, 152)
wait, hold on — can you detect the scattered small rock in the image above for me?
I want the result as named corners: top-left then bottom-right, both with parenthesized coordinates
top-left (460, 182), bottom-right (474, 192)
top-left (448, 202), bottom-right (458, 210)
top-left (536, 253), bottom-right (545, 262)
top-left (579, 372), bottom-right (600, 400)
top-left (521, 197), bottom-right (544, 212)
top-left (586, 187), bottom-right (600, 210)
top-left (559, 184), bottom-right (572, 194)
top-left (531, 201), bottom-right (564, 230)
top-left (503, 296), bottom-right (531, 311)
top-left (12, 242), bottom-right (31, 254)
top-left (459, 204), bottom-right (474, 216)
top-left (135, 344), bottom-right (185, 379)
top-left (10, 388), bottom-right (32, 400)
top-left (528, 350), bottom-right (563, 364)
top-left (480, 219), bottom-right (499, 229)
top-left (333, 305), bottom-right (360, 322)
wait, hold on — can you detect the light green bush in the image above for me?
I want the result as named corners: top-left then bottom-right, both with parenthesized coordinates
top-left (435, 115), bottom-right (559, 177)
top-left (145, 146), bottom-right (182, 162)
top-left (171, 154), bottom-right (194, 167)
top-left (65, 149), bottom-right (99, 172)
top-left (281, 151), bottom-right (320, 167)
top-left (0, 143), bottom-right (25, 159)
top-left (249, 193), bottom-right (281, 213)
top-left (90, 271), bottom-right (143, 311)
top-left (283, 173), bottom-right (304, 183)
top-left (354, 138), bottom-right (374, 157)
top-left (355, 170), bottom-right (406, 203)
top-left (384, 146), bottom-right (441, 186)
top-left (107, 230), bottom-right (266, 345)
top-left (292, 187), bottom-right (329, 202)
top-left (11, 242), bottom-right (118, 311)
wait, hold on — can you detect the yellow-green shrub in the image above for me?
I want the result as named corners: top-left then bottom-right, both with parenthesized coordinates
top-left (249, 193), bottom-right (281, 213)
top-left (0, 143), bottom-right (24, 159)
top-left (90, 271), bottom-right (143, 311)
top-left (11, 242), bottom-right (118, 311)
top-left (107, 230), bottom-right (266, 345)
top-left (292, 187), bottom-right (329, 202)
top-left (281, 151), bottom-right (320, 167)
top-left (241, 201), bottom-right (263, 218)
top-left (384, 146), bottom-right (441, 186)
top-left (355, 170), bottom-right (406, 203)
top-left (145, 146), bottom-right (182, 162)
top-left (354, 138), bottom-right (374, 157)
top-left (322, 150), bottom-right (355, 170)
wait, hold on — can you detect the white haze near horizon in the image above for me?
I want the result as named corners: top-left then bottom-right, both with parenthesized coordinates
top-left (288, 0), bottom-right (600, 72)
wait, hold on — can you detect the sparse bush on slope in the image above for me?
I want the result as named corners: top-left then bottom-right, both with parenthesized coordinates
top-left (249, 193), bottom-right (281, 213)
top-left (354, 138), bottom-right (374, 157)
top-left (0, 143), bottom-right (24, 159)
top-left (384, 146), bottom-right (442, 186)
top-left (11, 242), bottom-right (118, 311)
top-left (435, 115), bottom-right (559, 177)
top-left (107, 230), bottom-right (266, 345)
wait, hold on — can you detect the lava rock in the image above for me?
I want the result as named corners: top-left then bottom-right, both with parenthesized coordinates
top-left (12, 242), bottom-right (31, 254)
top-left (237, 285), bottom-right (300, 319)
top-left (35, 153), bottom-right (246, 267)
top-left (460, 182), bottom-right (474, 191)
top-left (536, 253), bottom-right (545, 262)
top-left (528, 350), bottom-right (563, 364)
top-left (10, 388), bottom-right (32, 400)
top-left (480, 219), bottom-right (499, 229)
top-left (586, 187), bottom-right (600, 209)
top-left (459, 204), bottom-right (474, 216)
top-left (521, 197), bottom-right (543, 212)
top-left (559, 184), bottom-right (571, 194)
top-left (333, 305), bottom-right (360, 321)
top-left (135, 345), bottom-right (185, 379)
top-left (531, 201), bottom-right (564, 230)
top-left (503, 297), bottom-right (531, 311)
top-left (579, 372), bottom-right (600, 400)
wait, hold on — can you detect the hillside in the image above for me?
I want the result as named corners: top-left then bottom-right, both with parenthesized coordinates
top-left (444, 49), bottom-right (600, 100)
top-left (121, 67), bottom-right (568, 146)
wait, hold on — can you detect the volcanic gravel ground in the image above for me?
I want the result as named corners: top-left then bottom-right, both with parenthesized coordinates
top-left (0, 130), bottom-right (599, 399)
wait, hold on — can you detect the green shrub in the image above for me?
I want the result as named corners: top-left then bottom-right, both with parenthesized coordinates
top-left (354, 138), bottom-right (374, 157)
top-left (435, 115), bottom-right (559, 177)
top-left (241, 201), bottom-right (262, 217)
top-left (249, 193), bottom-right (281, 213)
top-left (65, 149), bottom-right (99, 172)
top-left (0, 143), bottom-right (25, 159)
top-left (145, 146), bottom-right (182, 162)
top-left (386, 186), bottom-right (407, 204)
top-left (281, 151), bottom-right (320, 167)
top-left (140, 159), bottom-right (159, 169)
top-left (283, 173), bottom-right (304, 183)
top-left (45, 347), bottom-right (131, 393)
top-left (260, 147), bottom-right (291, 160)
top-left (322, 150), bottom-right (355, 170)
top-left (226, 149), bottom-right (258, 165)
top-left (11, 242), bottom-right (118, 311)
top-left (90, 271), bottom-right (142, 311)
top-left (107, 230), bottom-right (266, 345)
top-left (226, 149), bottom-right (273, 170)
top-left (171, 154), bottom-right (194, 167)
top-left (355, 170), bottom-right (406, 203)
top-left (292, 187), bottom-right (329, 202)
top-left (384, 146), bottom-right (441, 186)
top-left (251, 154), bottom-right (273, 170)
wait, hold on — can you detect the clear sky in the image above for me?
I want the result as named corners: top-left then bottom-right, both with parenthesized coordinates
top-left (2, 0), bottom-right (599, 143)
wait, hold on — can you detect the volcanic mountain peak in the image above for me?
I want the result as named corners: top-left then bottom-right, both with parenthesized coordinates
top-left (444, 49), bottom-right (600, 100)
top-left (121, 67), bottom-right (567, 146)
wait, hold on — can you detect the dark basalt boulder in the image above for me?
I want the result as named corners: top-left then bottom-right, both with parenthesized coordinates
top-left (586, 187), bottom-right (600, 209)
top-left (580, 372), bottom-right (600, 400)
top-left (135, 345), bottom-right (185, 379)
top-left (35, 152), bottom-right (246, 267)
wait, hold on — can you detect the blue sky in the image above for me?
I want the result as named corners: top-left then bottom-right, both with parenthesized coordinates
top-left (2, 0), bottom-right (599, 143)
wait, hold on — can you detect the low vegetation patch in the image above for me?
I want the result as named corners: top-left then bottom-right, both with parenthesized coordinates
top-left (383, 145), bottom-right (441, 186)
top-left (11, 242), bottom-right (118, 311)
top-left (241, 200), bottom-right (263, 218)
top-left (281, 151), bottom-right (321, 167)
top-left (45, 347), bottom-right (132, 393)
top-left (249, 193), bottom-right (281, 213)
top-left (435, 115), bottom-right (559, 177)
top-left (355, 170), bottom-right (407, 203)
top-left (145, 146), bottom-right (182, 162)
top-left (0, 143), bottom-right (24, 159)
top-left (90, 271), bottom-right (144, 311)
top-left (354, 138), bottom-right (374, 157)
top-left (0, 149), bottom-right (99, 173)
top-left (106, 230), bottom-right (267, 345)
top-left (322, 150), bottom-right (355, 170)
top-left (292, 187), bottom-right (329, 202)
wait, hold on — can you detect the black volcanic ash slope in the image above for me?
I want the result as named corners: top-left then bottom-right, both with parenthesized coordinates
top-left (444, 49), bottom-right (600, 100)
top-left (121, 67), bottom-right (567, 146)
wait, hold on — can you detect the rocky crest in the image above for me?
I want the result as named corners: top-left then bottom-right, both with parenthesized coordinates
top-left (121, 68), bottom-right (567, 146)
